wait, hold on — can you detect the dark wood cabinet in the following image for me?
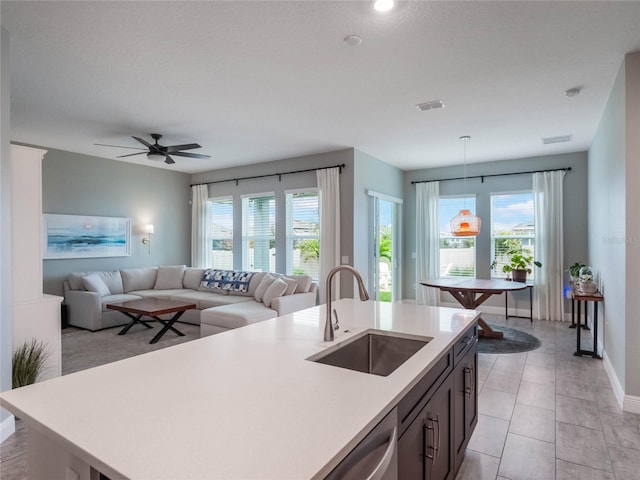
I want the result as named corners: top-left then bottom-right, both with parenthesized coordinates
top-left (398, 374), bottom-right (453, 480)
top-left (453, 343), bottom-right (478, 471)
top-left (397, 323), bottom-right (477, 480)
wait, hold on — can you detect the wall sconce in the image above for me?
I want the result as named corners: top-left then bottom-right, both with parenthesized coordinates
top-left (142, 224), bottom-right (154, 252)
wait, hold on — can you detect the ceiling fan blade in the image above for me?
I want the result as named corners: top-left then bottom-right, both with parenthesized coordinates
top-left (94, 143), bottom-right (146, 150)
top-left (164, 155), bottom-right (176, 165)
top-left (116, 152), bottom-right (148, 158)
top-left (131, 136), bottom-right (153, 148)
top-left (171, 151), bottom-right (211, 159)
top-left (166, 143), bottom-right (201, 153)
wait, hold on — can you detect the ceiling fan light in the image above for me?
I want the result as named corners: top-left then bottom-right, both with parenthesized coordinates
top-left (147, 152), bottom-right (165, 161)
top-left (450, 209), bottom-right (481, 237)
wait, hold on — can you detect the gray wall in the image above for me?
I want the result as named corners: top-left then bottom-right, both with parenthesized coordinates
top-left (353, 149), bottom-right (404, 293)
top-left (39, 147), bottom-right (192, 296)
top-left (589, 51), bottom-right (640, 399)
top-left (191, 148), bottom-right (355, 297)
top-left (1, 27), bottom-right (13, 433)
top-left (403, 152), bottom-right (589, 310)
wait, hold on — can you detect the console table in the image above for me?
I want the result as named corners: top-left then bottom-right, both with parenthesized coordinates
top-left (570, 288), bottom-right (604, 359)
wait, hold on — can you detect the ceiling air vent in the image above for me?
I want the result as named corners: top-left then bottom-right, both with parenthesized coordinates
top-left (542, 135), bottom-right (573, 144)
top-left (416, 100), bottom-right (445, 111)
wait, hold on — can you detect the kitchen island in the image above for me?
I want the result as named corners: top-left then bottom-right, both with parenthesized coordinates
top-left (0, 299), bottom-right (479, 479)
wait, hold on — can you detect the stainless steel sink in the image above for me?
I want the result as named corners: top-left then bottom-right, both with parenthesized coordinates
top-left (308, 330), bottom-right (431, 376)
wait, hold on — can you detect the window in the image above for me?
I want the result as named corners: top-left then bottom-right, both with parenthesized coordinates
top-left (286, 190), bottom-right (319, 280)
top-left (490, 192), bottom-right (535, 279)
top-left (208, 197), bottom-right (234, 269)
top-left (242, 193), bottom-right (275, 272)
top-left (439, 196), bottom-right (476, 277)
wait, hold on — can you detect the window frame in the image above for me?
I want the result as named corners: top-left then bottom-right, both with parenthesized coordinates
top-left (285, 188), bottom-right (319, 280)
top-left (241, 192), bottom-right (276, 272)
top-left (207, 195), bottom-right (234, 270)
top-left (438, 194), bottom-right (477, 278)
top-left (489, 190), bottom-right (536, 280)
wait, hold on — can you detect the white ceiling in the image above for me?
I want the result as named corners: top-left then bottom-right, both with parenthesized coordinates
top-left (2, 1), bottom-right (640, 174)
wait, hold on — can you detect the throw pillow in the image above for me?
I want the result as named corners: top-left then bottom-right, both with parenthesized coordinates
top-left (253, 273), bottom-right (276, 302)
top-left (81, 274), bottom-right (111, 297)
top-left (154, 265), bottom-right (187, 290)
top-left (262, 278), bottom-right (288, 307)
top-left (282, 277), bottom-right (298, 296)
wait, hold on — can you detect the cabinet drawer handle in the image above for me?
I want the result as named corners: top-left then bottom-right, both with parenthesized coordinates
top-left (424, 414), bottom-right (441, 459)
top-left (464, 367), bottom-right (472, 395)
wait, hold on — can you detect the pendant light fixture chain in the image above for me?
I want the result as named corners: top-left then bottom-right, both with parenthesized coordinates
top-left (449, 135), bottom-right (481, 237)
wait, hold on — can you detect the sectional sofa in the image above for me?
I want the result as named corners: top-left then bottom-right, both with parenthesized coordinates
top-left (63, 266), bottom-right (317, 336)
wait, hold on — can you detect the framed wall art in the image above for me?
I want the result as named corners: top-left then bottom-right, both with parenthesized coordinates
top-left (43, 214), bottom-right (131, 259)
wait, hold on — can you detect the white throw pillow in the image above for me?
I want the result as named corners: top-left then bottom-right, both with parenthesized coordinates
top-left (253, 274), bottom-right (276, 302)
top-left (282, 277), bottom-right (298, 296)
top-left (262, 278), bottom-right (288, 307)
top-left (81, 274), bottom-right (111, 297)
top-left (154, 265), bottom-right (186, 290)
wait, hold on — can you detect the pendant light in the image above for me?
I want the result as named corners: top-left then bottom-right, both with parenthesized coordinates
top-left (450, 136), bottom-right (481, 237)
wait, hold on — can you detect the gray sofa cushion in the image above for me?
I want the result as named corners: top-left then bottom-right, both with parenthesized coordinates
top-left (82, 274), bottom-right (111, 296)
top-left (129, 288), bottom-right (193, 299)
top-left (262, 278), bottom-right (288, 307)
top-left (285, 274), bottom-right (312, 293)
top-left (154, 265), bottom-right (186, 289)
top-left (68, 271), bottom-right (124, 294)
top-left (183, 267), bottom-right (205, 290)
top-left (199, 294), bottom-right (254, 310)
top-left (201, 302), bottom-right (278, 330)
top-left (254, 274), bottom-right (276, 302)
top-left (121, 267), bottom-right (158, 292)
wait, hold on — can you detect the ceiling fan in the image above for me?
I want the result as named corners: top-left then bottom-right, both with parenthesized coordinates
top-left (96, 133), bottom-right (211, 165)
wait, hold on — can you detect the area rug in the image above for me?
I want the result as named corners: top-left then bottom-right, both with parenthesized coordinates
top-left (61, 322), bottom-right (200, 375)
top-left (477, 325), bottom-right (541, 354)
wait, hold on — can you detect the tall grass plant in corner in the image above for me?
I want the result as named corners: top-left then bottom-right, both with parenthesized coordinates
top-left (12, 339), bottom-right (49, 388)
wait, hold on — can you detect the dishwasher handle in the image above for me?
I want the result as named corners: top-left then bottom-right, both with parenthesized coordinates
top-left (366, 425), bottom-right (397, 480)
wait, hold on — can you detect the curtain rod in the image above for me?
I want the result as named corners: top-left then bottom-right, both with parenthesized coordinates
top-left (190, 163), bottom-right (346, 187)
top-left (411, 166), bottom-right (571, 185)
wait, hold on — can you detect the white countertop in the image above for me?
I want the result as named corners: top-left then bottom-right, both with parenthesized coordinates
top-left (0, 300), bottom-right (479, 480)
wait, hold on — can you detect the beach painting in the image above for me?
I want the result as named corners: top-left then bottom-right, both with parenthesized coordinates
top-left (44, 214), bottom-right (131, 259)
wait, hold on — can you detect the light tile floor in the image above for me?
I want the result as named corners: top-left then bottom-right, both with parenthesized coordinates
top-left (1, 315), bottom-right (638, 479)
top-left (456, 313), bottom-right (640, 480)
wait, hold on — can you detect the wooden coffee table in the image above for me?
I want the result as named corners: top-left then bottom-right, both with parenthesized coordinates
top-left (106, 298), bottom-right (197, 344)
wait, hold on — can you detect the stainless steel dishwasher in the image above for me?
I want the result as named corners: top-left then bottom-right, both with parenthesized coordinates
top-left (324, 407), bottom-right (398, 480)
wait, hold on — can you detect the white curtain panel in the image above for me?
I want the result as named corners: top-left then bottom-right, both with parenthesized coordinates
top-left (415, 181), bottom-right (440, 306)
top-left (191, 184), bottom-right (211, 268)
top-left (533, 170), bottom-right (566, 320)
top-left (317, 167), bottom-right (341, 304)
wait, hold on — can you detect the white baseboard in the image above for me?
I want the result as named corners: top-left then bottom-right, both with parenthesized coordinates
top-left (0, 413), bottom-right (16, 443)
top-left (603, 351), bottom-right (625, 410)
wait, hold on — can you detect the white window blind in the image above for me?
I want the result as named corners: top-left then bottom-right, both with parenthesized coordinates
top-left (286, 191), bottom-right (319, 280)
top-left (242, 194), bottom-right (275, 272)
top-left (490, 192), bottom-right (536, 279)
top-left (208, 197), bottom-right (233, 270)
top-left (439, 196), bottom-right (476, 277)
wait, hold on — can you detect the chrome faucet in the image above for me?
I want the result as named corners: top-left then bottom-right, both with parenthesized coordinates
top-left (324, 265), bottom-right (370, 341)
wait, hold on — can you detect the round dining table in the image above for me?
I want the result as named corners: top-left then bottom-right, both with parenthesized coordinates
top-left (420, 278), bottom-right (529, 339)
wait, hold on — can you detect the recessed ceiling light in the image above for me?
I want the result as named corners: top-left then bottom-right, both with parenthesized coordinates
top-left (416, 100), bottom-right (446, 111)
top-left (542, 135), bottom-right (573, 144)
top-left (563, 87), bottom-right (581, 98)
top-left (373, 0), bottom-right (396, 12)
top-left (343, 35), bottom-right (362, 46)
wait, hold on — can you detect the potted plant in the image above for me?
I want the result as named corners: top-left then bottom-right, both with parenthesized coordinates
top-left (493, 247), bottom-right (541, 283)
top-left (578, 265), bottom-right (597, 293)
top-left (566, 262), bottom-right (585, 284)
top-left (12, 339), bottom-right (49, 388)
